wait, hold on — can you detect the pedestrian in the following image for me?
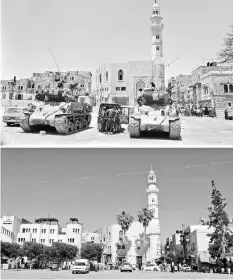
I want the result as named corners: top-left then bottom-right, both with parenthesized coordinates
top-left (171, 261), bottom-right (174, 273)
top-left (100, 107), bottom-right (107, 133)
top-left (105, 107), bottom-right (116, 134)
top-left (224, 109), bottom-right (229, 120)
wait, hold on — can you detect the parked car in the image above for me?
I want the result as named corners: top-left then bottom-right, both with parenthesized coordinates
top-left (120, 263), bottom-right (133, 272)
top-left (142, 263), bottom-right (161, 271)
top-left (72, 259), bottom-right (90, 274)
top-left (182, 264), bottom-right (192, 272)
top-left (50, 262), bottom-right (62, 271)
top-left (3, 107), bottom-right (28, 126)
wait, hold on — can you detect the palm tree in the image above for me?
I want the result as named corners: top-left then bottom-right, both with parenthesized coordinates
top-left (116, 211), bottom-right (134, 261)
top-left (138, 207), bottom-right (154, 264)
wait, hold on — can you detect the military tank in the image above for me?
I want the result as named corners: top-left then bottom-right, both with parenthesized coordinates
top-left (129, 87), bottom-right (181, 140)
top-left (18, 90), bottom-right (92, 135)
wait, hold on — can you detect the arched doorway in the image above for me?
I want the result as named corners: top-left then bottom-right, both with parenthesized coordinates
top-left (136, 81), bottom-right (146, 99)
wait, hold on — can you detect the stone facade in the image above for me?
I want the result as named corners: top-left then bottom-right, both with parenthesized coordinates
top-left (1, 71), bottom-right (92, 107)
top-left (168, 64), bottom-right (233, 117)
top-left (95, 0), bottom-right (165, 107)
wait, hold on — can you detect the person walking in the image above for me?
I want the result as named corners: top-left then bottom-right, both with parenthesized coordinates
top-left (224, 109), bottom-right (229, 120)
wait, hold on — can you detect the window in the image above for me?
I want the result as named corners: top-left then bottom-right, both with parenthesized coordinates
top-left (152, 198), bottom-right (155, 203)
top-left (18, 238), bottom-right (20, 242)
top-left (224, 84), bottom-right (228, 93)
top-left (99, 74), bottom-right (102, 83)
top-left (116, 87), bottom-right (120, 91)
top-left (91, 237), bottom-right (94, 240)
top-left (121, 87), bottom-right (126, 91)
top-left (50, 229), bottom-right (55, 234)
top-left (68, 238), bottom-right (75, 243)
top-left (229, 84), bottom-right (233, 93)
top-left (32, 238), bottom-right (36, 243)
top-left (73, 228), bottom-right (78, 233)
top-left (20, 86), bottom-right (23, 90)
top-left (122, 245), bottom-right (125, 249)
top-left (41, 239), bottom-right (45, 243)
top-left (156, 35), bottom-right (160, 39)
top-left (49, 239), bottom-right (54, 244)
top-left (41, 229), bottom-right (46, 234)
top-left (22, 228), bottom-right (26, 233)
top-left (33, 228), bottom-right (37, 233)
top-left (106, 71), bottom-right (108, 82)
top-left (117, 244), bottom-right (121, 249)
top-left (229, 103), bottom-right (232, 107)
top-left (70, 77), bottom-right (74, 81)
top-left (103, 237), bottom-right (105, 242)
top-left (118, 70), bottom-right (124, 81)
top-left (156, 46), bottom-right (160, 51)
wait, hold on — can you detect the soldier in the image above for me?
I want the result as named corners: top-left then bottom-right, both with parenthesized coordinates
top-left (105, 106), bottom-right (116, 134)
top-left (99, 107), bottom-right (107, 133)
top-left (224, 109), bottom-right (229, 120)
top-left (115, 107), bottom-right (121, 133)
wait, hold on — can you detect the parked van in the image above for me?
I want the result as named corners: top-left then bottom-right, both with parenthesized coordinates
top-left (72, 259), bottom-right (90, 274)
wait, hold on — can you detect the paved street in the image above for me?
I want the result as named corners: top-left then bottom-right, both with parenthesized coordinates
top-left (1, 270), bottom-right (233, 279)
top-left (1, 109), bottom-right (233, 147)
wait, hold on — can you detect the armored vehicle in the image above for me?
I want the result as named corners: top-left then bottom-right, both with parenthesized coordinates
top-left (18, 92), bottom-right (92, 135)
top-left (129, 87), bottom-right (181, 139)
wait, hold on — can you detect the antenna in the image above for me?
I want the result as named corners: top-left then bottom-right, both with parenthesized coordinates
top-left (149, 57), bottom-right (181, 84)
top-left (49, 48), bottom-right (60, 72)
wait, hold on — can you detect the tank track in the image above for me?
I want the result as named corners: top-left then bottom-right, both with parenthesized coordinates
top-left (19, 114), bottom-right (34, 133)
top-left (169, 119), bottom-right (181, 140)
top-left (54, 114), bottom-right (91, 135)
top-left (129, 118), bottom-right (141, 138)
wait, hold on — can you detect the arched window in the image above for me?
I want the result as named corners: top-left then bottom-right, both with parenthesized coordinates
top-left (32, 84), bottom-right (35, 89)
top-left (229, 84), bottom-right (233, 93)
top-left (106, 71), bottom-right (108, 82)
top-left (156, 46), bottom-right (160, 51)
top-left (118, 70), bottom-right (124, 81)
top-left (136, 80), bottom-right (146, 98)
top-left (224, 84), bottom-right (228, 93)
top-left (18, 86), bottom-right (20, 90)
top-left (99, 74), bottom-right (102, 83)
top-left (20, 86), bottom-right (23, 90)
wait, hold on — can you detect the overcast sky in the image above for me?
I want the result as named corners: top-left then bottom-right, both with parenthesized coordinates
top-left (1, 148), bottom-right (233, 243)
top-left (1, 0), bottom-right (233, 82)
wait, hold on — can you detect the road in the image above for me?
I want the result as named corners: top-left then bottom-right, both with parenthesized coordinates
top-left (1, 269), bottom-right (233, 279)
top-left (1, 109), bottom-right (233, 147)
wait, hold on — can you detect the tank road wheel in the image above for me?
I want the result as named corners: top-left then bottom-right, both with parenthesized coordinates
top-left (74, 120), bottom-right (79, 131)
top-left (19, 114), bottom-right (34, 133)
top-left (70, 123), bottom-right (75, 133)
top-left (78, 119), bottom-right (83, 130)
top-left (169, 119), bottom-right (181, 140)
top-left (54, 116), bottom-right (70, 135)
top-left (129, 118), bottom-right (140, 139)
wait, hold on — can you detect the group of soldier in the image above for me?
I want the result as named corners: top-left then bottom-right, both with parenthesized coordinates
top-left (99, 106), bottom-right (121, 134)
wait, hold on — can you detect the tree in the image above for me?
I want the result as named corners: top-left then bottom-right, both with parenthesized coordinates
top-left (116, 211), bottom-right (134, 238)
top-left (51, 242), bottom-right (78, 263)
top-left (218, 25), bottom-right (233, 64)
top-left (81, 243), bottom-right (103, 262)
top-left (1, 242), bottom-right (23, 259)
top-left (138, 207), bottom-right (154, 264)
top-left (135, 233), bottom-right (150, 260)
top-left (208, 180), bottom-right (229, 258)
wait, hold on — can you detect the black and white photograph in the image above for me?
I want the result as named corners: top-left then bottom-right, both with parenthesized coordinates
top-left (1, 0), bottom-right (233, 147)
top-left (1, 0), bottom-right (233, 280)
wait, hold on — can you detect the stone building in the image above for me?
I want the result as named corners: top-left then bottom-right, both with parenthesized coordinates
top-left (96, 166), bottom-right (161, 266)
top-left (16, 217), bottom-right (82, 254)
top-left (0, 215), bottom-right (24, 243)
top-left (95, 0), bottom-right (165, 107)
top-left (1, 70), bottom-right (92, 107)
top-left (168, 63), bottom-right (233, 117)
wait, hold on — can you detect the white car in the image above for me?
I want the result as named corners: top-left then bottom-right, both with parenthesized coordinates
top-left (142, 264), bottom-right (161, 271)
top-left (182, 264), bottom-right (192, 272)
top-left (120, 263), bottom-right (133, 272)
top-left (72, 259), bottom-right (90, 274)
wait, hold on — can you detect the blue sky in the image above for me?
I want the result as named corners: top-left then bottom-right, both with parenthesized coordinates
top-left (1, 148), bottom-right (233, 243)
top-left (1, 0), bottom-right (233, 82)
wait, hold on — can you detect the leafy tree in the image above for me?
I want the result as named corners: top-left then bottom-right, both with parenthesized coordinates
top-left (1, 242), bottom-right (23, 259)
top-left (208, 180), bottom-right (229, 258)
top-left (218, 25), bottom-right (233, 64)
top-left (51, 242), bottom-right (78, 263)
top-left (81, 242), bottom-right (103, 262)
top-left (138, 207), bottom-right (154, 264)
top-left (135, 233), bottom-right (150, 260)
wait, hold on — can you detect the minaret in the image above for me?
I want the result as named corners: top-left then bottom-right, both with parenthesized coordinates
top-left (150, 0), bottom-right (165, 90)
top-left (146, 165), bottom-right (161, 262)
